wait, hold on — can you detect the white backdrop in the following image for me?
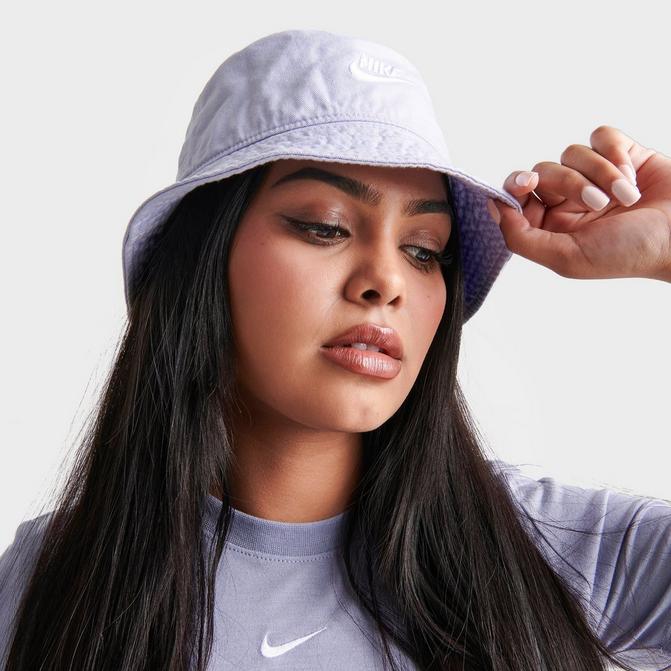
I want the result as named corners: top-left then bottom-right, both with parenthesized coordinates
top-left (1, 0), bottom-right (669, 562)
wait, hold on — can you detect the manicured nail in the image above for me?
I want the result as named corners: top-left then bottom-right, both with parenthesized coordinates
top-left (515, 171), bottom-right (537, 187)
top-left (581, 185), bottom-right (610, 211)
top-left (618, 163), bottom-right (637, 186)
top-left (611, 178), bottom-right (641, 207)
top-left (486, 198), bottom-right (501, 224)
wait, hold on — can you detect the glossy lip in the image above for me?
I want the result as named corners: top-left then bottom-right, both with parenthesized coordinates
top-left (320, 345), bottom-right (402, 379)
top-left (322, 323), bottom-right (403, 361)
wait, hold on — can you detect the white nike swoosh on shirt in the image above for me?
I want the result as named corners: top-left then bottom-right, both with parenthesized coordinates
top-left (260, 626), bottom-right (327, 658)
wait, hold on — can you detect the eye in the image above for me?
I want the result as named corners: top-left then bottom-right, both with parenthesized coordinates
top-left (282, 216), bottom-right (454, 273)
top-left (288, 218), bottom-right (347, 240)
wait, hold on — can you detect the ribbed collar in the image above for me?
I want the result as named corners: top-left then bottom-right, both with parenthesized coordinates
top-left (203, 494), bottom-right (350, 556)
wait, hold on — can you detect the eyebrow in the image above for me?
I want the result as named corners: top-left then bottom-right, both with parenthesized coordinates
top-left (270, 166), bottom-right (453, 219)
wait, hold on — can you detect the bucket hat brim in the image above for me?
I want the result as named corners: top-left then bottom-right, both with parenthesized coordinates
top-left (122, 119), bottom-right (522, 322)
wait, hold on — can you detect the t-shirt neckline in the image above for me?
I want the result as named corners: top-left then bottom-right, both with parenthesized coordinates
top-left (203, 493), bottom-right (350, 556)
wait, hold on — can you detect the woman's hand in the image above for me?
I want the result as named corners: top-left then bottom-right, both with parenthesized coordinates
top-left (487, 125), bottom-right (671, 282)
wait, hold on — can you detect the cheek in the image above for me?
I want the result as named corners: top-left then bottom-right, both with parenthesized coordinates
top-left (407, 277), bottom-right (446, 358)
top-left (227, 229), bottom-right (331, 403)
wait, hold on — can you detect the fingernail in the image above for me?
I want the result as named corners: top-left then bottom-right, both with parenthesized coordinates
top-left (611, 178), bottom-right (641, 207)
top-left (581, 185), bottom-right (610, 211)
top-left (618, 163), bottom-right (637, 186)
top-left (486, 198), bottom-right (501, 224)
top-left (515, 171), bottom-right (537, 187)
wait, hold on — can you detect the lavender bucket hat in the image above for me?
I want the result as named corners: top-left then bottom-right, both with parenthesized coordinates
top-left (122, 28), bottom-right (522, 323)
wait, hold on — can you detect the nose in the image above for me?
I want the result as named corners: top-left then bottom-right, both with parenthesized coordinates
top-left (343, 237), bottom-right (407, 307)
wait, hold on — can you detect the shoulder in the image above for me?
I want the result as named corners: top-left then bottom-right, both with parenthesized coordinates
top-left (488, 457), bottom-right (671, 662)
top-left (0, 511), bottom-right (53, 598)
top-left (487, 457), bottom-right (671, 546)
top-left (488, 457), bottom-right (669, 523)
top-left (0, 512), bottom-right (53, 666)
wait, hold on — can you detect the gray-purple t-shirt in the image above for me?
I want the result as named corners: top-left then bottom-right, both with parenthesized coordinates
top-left (1, 459), bottom-right (670, 670)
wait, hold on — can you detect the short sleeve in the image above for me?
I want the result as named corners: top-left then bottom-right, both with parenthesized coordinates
top-left (489, 459), bottom-right (671, 670)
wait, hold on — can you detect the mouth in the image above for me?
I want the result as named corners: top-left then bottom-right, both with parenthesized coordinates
top-left (322, 323), bottom-right (403, 361)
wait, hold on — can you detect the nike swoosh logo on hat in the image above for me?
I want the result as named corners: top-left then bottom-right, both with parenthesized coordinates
top-left (348, 55), bottom-right (413, 85)
top-left (260, 626), bottom-right (327, 658)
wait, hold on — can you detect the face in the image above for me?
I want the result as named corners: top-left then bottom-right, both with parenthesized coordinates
top-left (226, 158), bottom-right (453, 434)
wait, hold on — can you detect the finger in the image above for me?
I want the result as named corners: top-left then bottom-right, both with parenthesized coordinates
top-left (488, 199), bottom-right (585, 277)
top-left (501, 170), bottom-right (540, 209)
top-left (501, 170), bottom-right (547, 229)
top-left (588, 124), bottom-right (642, 186)
top-left (559, 142), bottom-right (642, 208)
top-left (528, 160), bottom-right (621, 215)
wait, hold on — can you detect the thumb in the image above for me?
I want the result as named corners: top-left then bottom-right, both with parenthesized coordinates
top-left (486, 197), bottom-right (532, 243)
top-left (486, 198), bottom-right (576, 275)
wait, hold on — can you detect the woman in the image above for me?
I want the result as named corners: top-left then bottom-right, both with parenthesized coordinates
top-left (1, 28), bottom-right (670, 671)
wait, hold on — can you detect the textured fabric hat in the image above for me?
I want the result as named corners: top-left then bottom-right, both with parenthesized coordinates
top-left (122, 28), bottom-right (522, 322)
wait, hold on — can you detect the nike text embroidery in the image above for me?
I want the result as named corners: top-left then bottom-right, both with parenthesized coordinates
top-left (348, 53), bottom-right (413, 85)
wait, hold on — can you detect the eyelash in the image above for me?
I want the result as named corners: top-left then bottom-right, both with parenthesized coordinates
top-left (283, 217), bottom-right (454, 274)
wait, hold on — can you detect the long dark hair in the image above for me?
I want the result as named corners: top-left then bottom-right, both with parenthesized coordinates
top-left (1, 162), bottom-right (657, 670)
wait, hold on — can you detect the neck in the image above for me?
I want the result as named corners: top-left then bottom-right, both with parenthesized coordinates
top-left (210, 417), bottom-right (362, 523)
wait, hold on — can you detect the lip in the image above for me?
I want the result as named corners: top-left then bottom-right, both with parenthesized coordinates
top-left (322, 323), bottom-right (403, 361)
top-left (320, 345), bottom-right (402, 379)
